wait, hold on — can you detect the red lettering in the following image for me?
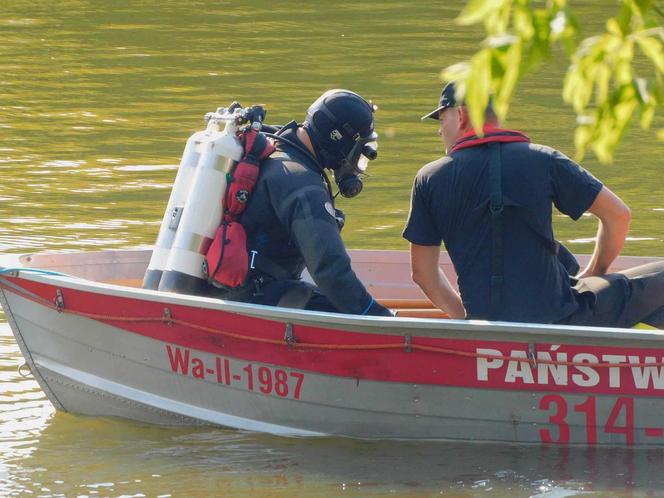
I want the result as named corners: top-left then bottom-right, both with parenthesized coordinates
top-left (215, 357), bottom-right (223, 383)
top-left (274, 369), bottom-right (289, 397)
top-left (574, 396), bottom-right (597, 444)
top-left (166, 346), bottom-right (305, 400)
top-left (223, 358), bottom-right (231, 385)
top-left (166, 345), bottom-right (189, 375)
top-left (539, 394), bottom-right (570, 444)
top-left (243, 364), bottom-right (254, 391)
top-left (604, 397), bottom-right (635, 445)
top-left (258, 367), bottom-right (273, 394)
top-left (291, 372), bottom-right (304, 400)
top-left (191, 358), bottom-right (205, 379)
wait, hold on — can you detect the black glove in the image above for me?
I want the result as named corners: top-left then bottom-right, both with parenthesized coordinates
top-left (364, 299), bottom-right (394, 317)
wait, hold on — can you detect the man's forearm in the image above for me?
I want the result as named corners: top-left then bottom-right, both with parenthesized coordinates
top-left (415, 268), bottom-right (465, 319)
top-left (582, 218), bottom-right (630, 277)
top-left (410, 244), bottom-right (466, 318)
top-left (580, 186), bottom-right (631, 278)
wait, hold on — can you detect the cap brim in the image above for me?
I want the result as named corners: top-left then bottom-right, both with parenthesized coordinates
top-left (420, 106), bottom-right (445, 121)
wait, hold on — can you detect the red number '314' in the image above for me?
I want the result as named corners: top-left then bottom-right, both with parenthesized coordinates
top-left (539, 394), bottom-right (570, 444)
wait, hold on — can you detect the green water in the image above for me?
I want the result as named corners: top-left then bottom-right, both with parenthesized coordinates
top-left (1, 0), bottom-right (662, 256)
top-left (1, 0), bottom-right (664, 496)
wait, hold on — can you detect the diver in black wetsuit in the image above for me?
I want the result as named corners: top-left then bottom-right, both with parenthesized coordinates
top-left (223, 90), bottom-right (392, 316)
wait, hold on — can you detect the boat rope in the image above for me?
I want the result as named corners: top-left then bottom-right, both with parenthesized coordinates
top-left (0, 267), bottom-right (68, 276)
top-left (1, 275), bottom-right (664, 369)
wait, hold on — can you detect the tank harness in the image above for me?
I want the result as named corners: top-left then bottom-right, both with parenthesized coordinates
top-left (451, 127), bottom-right (579, 318)
top-left (203, 124), bottom-right (337, 293)
top-left (203, 129), bottom-right (276, 289)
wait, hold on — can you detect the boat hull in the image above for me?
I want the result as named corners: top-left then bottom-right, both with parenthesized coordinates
top-left (2, 249), bottom-right (664, 446)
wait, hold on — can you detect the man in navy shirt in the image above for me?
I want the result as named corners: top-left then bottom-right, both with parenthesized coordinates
top-left (403, 82), bottom-right (664, 327)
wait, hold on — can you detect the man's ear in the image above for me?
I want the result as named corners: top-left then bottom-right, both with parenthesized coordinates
top-left (457, 106), bottom-right (472, 131)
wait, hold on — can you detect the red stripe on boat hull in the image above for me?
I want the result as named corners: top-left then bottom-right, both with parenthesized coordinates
top-left (9, 278), bottom-right (664, 398)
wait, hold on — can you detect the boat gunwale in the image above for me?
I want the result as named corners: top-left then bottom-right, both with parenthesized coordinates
top-left (2, 253), bottom-right (664, 346)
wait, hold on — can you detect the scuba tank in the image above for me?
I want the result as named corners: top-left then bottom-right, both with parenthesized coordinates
top-left (155, 105), bottom-right (245, 295)
top-left (142, 125), bottom-right (211, 290)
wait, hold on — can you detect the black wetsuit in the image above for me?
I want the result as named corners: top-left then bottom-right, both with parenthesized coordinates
top-left (227, 122), bottom-right (390, 316)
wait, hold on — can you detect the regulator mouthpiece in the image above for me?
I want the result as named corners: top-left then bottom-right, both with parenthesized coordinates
top-left (336, 174), bottom-right (363, 198)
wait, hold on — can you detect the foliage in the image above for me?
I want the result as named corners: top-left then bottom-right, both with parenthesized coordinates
top-left (442, 0), bottom-right (664, 163)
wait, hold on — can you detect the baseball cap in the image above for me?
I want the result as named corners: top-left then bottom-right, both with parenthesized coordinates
top-left (421, 82), bottom-right (460, 121)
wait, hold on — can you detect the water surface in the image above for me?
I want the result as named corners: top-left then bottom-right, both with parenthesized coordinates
top-left (1, 0), bottom-right (664, 496)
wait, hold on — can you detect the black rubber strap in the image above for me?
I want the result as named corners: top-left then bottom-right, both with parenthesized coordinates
top-left (488, 142), bottom-right (504, 315)
top-left (252, 252), bottom-right (294, 281)
top-left (264, 133), bottom-right (336, 203)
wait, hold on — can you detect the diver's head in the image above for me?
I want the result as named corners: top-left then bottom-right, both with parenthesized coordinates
top-left (303, 89), bottom-right (378, 198)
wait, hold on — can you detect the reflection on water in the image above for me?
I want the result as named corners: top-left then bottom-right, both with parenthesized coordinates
top-left (6, 407), bottom-right (664, 497)
top-left (3, 325), bottom-right (664, 497)
top-left (1, 0), bottom-right (663, 495)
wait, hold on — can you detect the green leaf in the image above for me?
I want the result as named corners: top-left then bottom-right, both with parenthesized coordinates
top-left (613, 93), bottom-right (637, 125)
top-left (640, 104), bottom-right (655, 129)
top-left (590, 91), bottom-right (638, 164)
top-left (615, 2), bottom-right (635, 35)
top-left (457, 0), bottom-right (505, 26)
top-left (607, 18), bottom-right (624, 37)
top-left (595, 63), bottom-right (612, 104)
top-left (563, 62), bottom-right (594, 113)
top-left (494, 41), bottom-right (522, 120)
top-left (573, 124), bottom-right (592, 161)
top-left (636, 34), bottom-right (664, 74)
top-left (560, 6), bottom-right (580, 55)
top-left (466, 49), bottom-right (492, 132)
top-left (513, 6), bottom-right (535, 40)
top-left (441, 62), bottom-right (470, 83)
top-left (657, 128), bottom-right (664, 141)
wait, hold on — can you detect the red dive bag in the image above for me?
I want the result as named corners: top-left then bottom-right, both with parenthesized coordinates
top-left (203, 129), bottom-right (275, 289)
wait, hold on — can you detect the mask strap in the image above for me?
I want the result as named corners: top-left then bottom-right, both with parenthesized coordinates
top-left (264, 132), bottom-right (336, 205)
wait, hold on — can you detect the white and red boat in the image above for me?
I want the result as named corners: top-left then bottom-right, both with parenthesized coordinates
top-left (1, 248), bottom-right (663, 446)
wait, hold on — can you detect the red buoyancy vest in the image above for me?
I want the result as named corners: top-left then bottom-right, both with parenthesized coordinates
top-left (204, 129), bottom-right (276, 289)
top-left (450, 125), bottom-right (530, 153)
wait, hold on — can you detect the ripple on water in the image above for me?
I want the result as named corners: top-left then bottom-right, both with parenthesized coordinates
top-left (114, 164), bottom-right (177, 171)
top-left (38, 160), bottom-right (86, 168)
top-left (0, 325), bottom-right (52, 464)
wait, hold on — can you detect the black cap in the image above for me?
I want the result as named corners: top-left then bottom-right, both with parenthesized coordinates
top-left (421, 82), bottom-right (459, 121)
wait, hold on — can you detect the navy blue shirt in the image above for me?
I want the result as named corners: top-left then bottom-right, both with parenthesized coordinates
top-left (403, 142), bottom-right (603, 323)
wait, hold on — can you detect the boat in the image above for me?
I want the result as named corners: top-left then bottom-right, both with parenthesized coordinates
top-left (1, 248), bottom-right (663, 446)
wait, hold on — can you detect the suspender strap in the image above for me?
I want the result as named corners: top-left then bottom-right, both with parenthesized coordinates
top-left (488, 142), bottom-right (503, 315)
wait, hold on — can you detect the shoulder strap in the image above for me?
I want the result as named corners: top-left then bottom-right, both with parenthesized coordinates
top-left (486, 143), bottom-right (578, 315)
top-left (488, 143), bottom-right (504, 316)
top-left (223, 130), bottom-right (276, 223)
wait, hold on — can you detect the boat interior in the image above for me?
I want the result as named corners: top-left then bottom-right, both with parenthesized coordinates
top-left (12, 249), bottom-right (661, 320)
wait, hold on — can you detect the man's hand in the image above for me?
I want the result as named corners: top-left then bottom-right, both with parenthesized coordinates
top-left (410, 243), bottom-right (466, 319)
top-left (578, 186), bottom-right (631, 278)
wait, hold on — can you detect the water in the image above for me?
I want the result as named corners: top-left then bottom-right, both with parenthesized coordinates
top-left (1, 0), bottom-right (664, 495)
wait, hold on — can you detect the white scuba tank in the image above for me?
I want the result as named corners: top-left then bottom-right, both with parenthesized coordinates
top-left (142, 125), bottom-right (212, 290)
top-left (157, 111), bottom-right (244, 294)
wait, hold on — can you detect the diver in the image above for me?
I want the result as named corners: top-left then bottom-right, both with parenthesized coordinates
top-left (220, 89), bottom-right (392, 316)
